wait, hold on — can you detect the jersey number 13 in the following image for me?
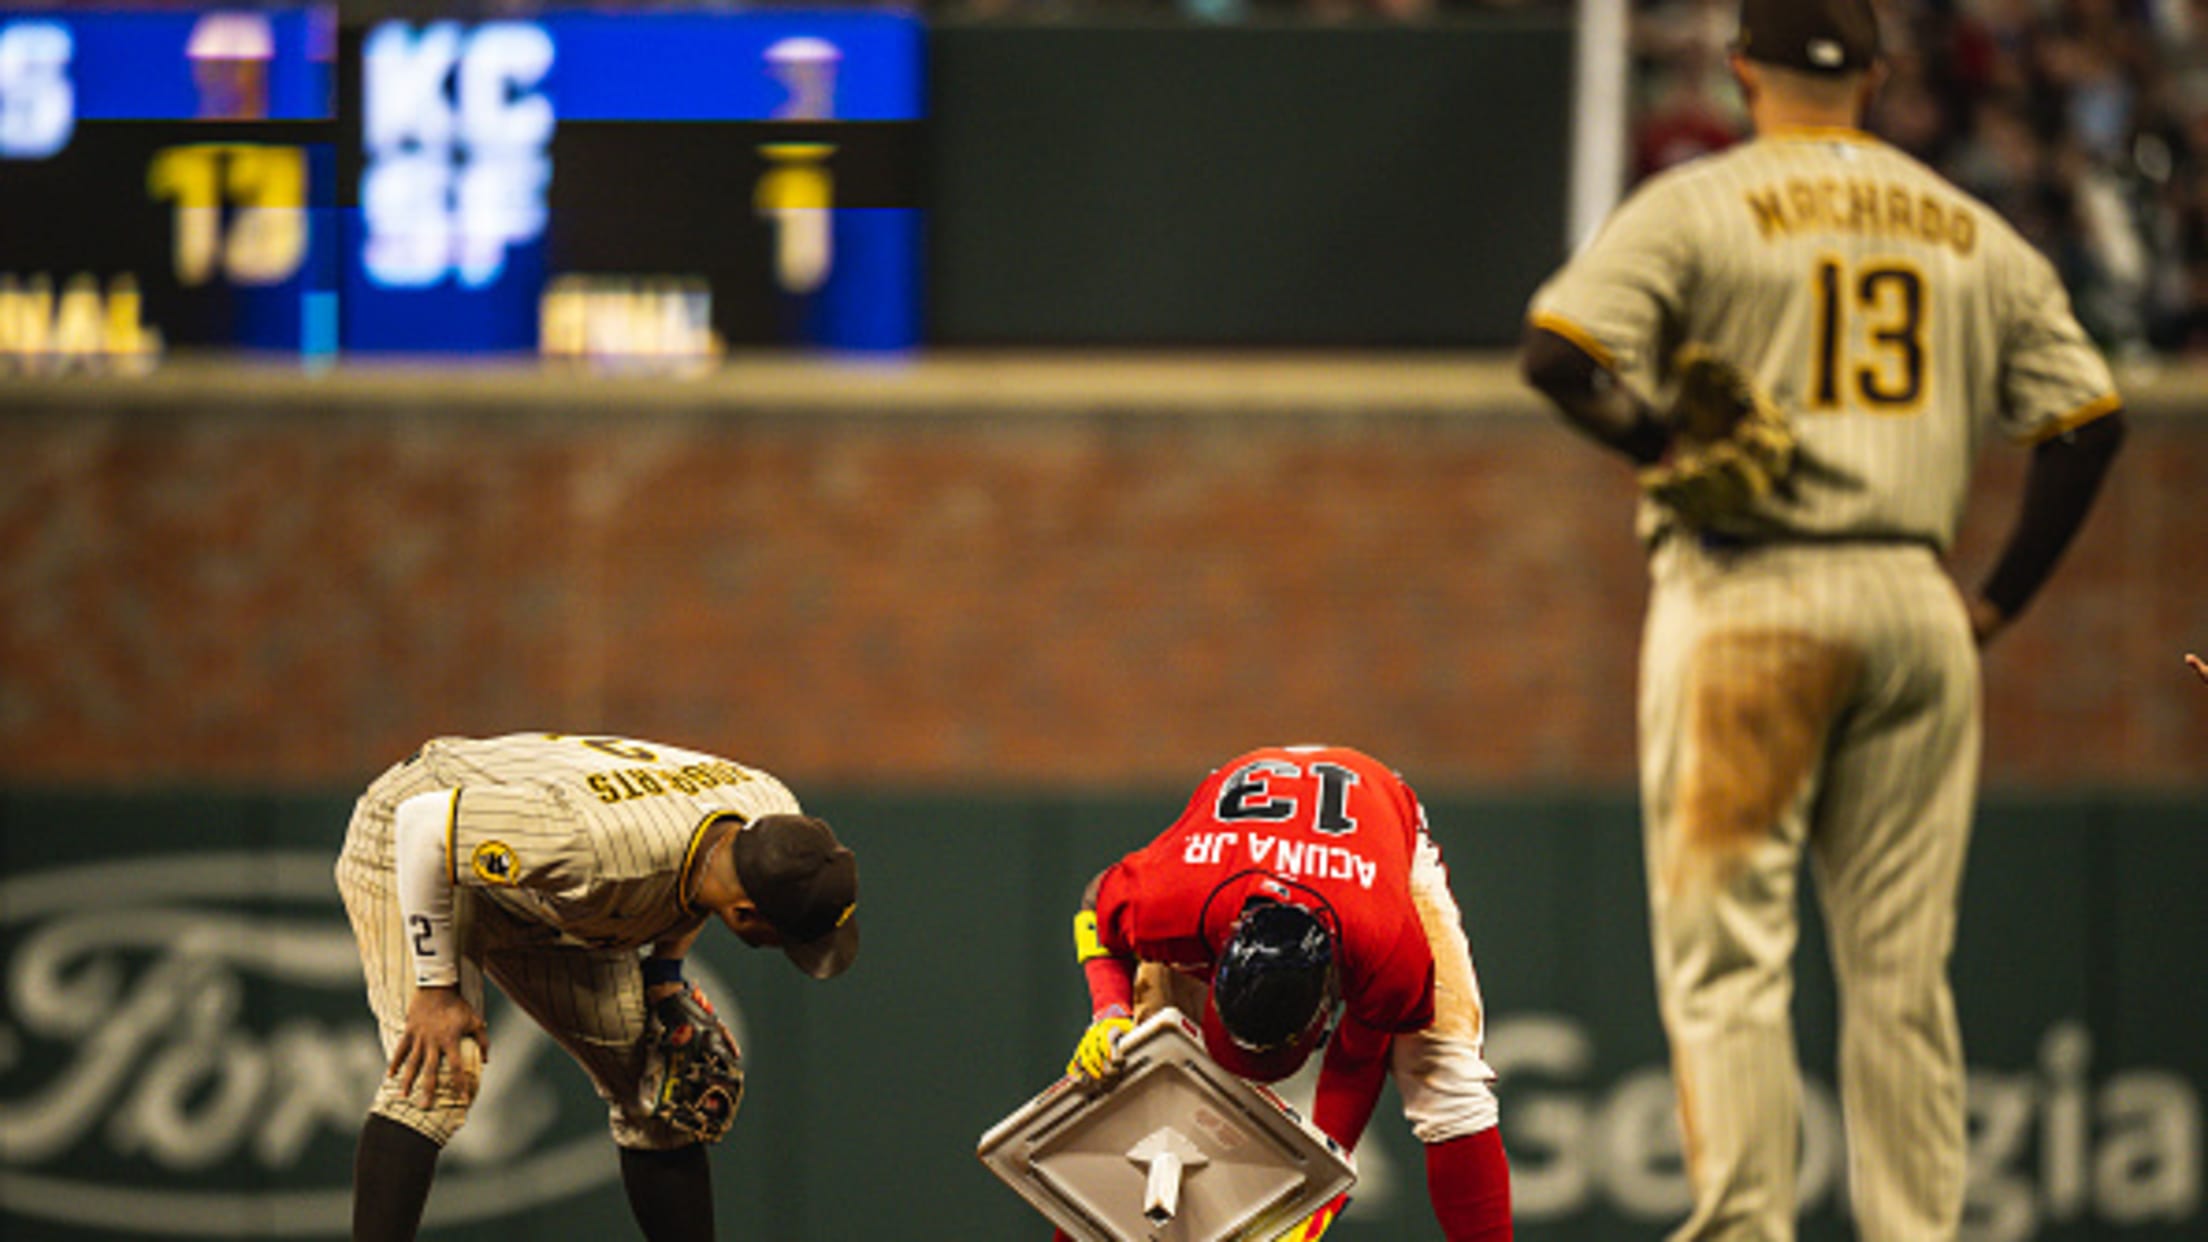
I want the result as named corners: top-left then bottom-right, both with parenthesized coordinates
top-left (1812, 257), bottom-right (1926, 410)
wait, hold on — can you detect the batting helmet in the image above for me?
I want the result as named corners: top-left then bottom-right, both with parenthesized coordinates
top-left (1201, 900), bottom-right (1335, 1081)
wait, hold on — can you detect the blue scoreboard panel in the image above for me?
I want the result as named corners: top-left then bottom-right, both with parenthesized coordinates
top-left (0, 6), bottom-right (338, 361)
top-left (0, 6), bottom-right (924, 367)
top-left (343, 9), bottom-right (925, 356)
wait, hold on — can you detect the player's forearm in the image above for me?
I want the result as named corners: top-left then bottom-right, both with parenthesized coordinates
top-left (1976, 411), bottom-right (2126, 623)
top-left (1074, 910), bottom-right (1134, 1016)
top-left (1520, 325), bottom-right (1672, 466)
top-left (652, 921), bottom-right (706, 962)
top-left (642, 924), bottom-right (706, 1003)
top-left (1311, 1017), bottom-right (1392, 1151)
top-left (1074, 871), bottom-right (1134, 1016)
top-left (393, 790), bottom-right (462, 987)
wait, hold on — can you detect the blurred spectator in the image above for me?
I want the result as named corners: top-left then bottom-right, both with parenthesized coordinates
top-left (1947, 97), bottom-right (2066, 249)
top-left (1632, 0), bottom-right (1744, 176)
top-left (1633, 73), bottom-right (1740, 179)
top-left (1867, 38), bottom-right (1951, 162)
top-left (1302, 0), bottom-right (1438, 23)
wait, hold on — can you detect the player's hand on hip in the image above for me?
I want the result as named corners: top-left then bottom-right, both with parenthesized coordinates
top-left (1067, 1011), bottom-right (1134, 1082)
top-left (1967, 596), bottom-right (2008, 648)
top-left (393, 984), bottom-right (489, 1109)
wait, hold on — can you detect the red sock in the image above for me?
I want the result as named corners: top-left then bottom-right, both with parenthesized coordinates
top-left (1425, 1127), bottom-right (1512, 1241)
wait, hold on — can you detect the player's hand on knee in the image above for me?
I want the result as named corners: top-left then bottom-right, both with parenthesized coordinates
top-left (1067, 1010), bottom-right (1134, 1082)
top-left (394, 985), bottom-right (490, 1109)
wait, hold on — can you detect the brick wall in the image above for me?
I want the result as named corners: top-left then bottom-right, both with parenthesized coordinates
top-left (4, 358), bottom-right (2204, 791)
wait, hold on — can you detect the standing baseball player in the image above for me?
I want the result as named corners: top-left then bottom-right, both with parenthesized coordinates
top-left (335, 732), bottom-right (859, 1242)
top-left (1519, 1), bottom-right (2124, 1238)
top-left (1064, 744), bottom-right (1511, 1241)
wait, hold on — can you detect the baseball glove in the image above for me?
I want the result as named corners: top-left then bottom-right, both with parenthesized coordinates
top-left (641, 983), bottom-right (744, 1143)
top-left (1638, 344), bottom-right (1796, 530)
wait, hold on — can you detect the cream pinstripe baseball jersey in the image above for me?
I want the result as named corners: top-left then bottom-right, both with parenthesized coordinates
top-left (1531, 126), bottom-right (2117, 550)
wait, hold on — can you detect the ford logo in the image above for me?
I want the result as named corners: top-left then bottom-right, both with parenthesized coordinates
top-left (0, 852), bottom-right (742, 1236)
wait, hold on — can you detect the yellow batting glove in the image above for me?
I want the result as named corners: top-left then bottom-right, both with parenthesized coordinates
top-left (1067, 1012), bottom-right (1134, 1081)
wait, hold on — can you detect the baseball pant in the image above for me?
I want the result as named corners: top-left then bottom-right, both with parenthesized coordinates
top-left (338, 773), bottom-right (690, 1151)
top-left (1640, 540), bottom-right (1977, 1242)
top-left (1396, 831), bottom-right (1499, 1143)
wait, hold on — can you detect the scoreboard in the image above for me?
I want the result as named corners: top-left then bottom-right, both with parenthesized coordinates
top-left (0, 5), bottom-right (925, 370)
top-left (0, 7), bottom-right (336, 363)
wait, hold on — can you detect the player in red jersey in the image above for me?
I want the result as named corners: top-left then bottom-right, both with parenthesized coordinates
top-left (1065, 745), bottom-right (1512, 1241)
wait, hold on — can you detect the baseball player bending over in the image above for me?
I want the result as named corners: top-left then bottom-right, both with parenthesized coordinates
top-left (1521, 1), bottom-right (2124, 1238)
top-left (1064, 745), bottom-right (1511, 1241)
top-left (336, 732), bottom-right (859, 1242)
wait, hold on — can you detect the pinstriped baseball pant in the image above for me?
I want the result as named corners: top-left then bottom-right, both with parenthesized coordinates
top-left (1639, 540), bottom-right (1977, 1242)
top-left (337, 762), bottom-right (692, 1151)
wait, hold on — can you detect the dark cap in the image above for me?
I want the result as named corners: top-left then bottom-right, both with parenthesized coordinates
top-left (1736, 0), bottom-right (1880, 75)
top-left (732, 814), bottom-right (858, 979)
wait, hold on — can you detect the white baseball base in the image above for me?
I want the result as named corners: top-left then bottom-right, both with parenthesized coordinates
top-left (977, 1008), bottom-right (1355, 1242)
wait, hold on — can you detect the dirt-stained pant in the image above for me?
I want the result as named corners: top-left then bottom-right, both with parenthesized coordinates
top-left (1640, 540), bottom-right (1978, 1242)
top-left (336, 758), bottom-right (692, 1151)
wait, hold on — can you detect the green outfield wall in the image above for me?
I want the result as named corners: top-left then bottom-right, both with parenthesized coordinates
top-left (0, 788), bottom-right (2198, 1241)
top-left (926, 16), bottom-right (1573, 346)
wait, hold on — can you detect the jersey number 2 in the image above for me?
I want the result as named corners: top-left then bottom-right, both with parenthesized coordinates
top-left (1813, 258), bottom-right (1925, 409)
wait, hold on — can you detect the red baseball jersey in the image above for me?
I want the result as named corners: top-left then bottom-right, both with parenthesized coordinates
top-left (1093, 745), bottom-right (1437, 1034)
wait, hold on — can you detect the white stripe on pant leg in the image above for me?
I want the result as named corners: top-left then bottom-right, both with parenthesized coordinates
top-left (1396, 827), bottom-right (1499, 1144)
top-left (1406, 831), bottom-right (1488, 1046)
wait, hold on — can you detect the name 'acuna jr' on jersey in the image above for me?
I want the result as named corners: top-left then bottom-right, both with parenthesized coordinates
top-left (1529, 129), bottom-right (2119, 550)
top-left (1091, 745), bottom-right (1439, 1036)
